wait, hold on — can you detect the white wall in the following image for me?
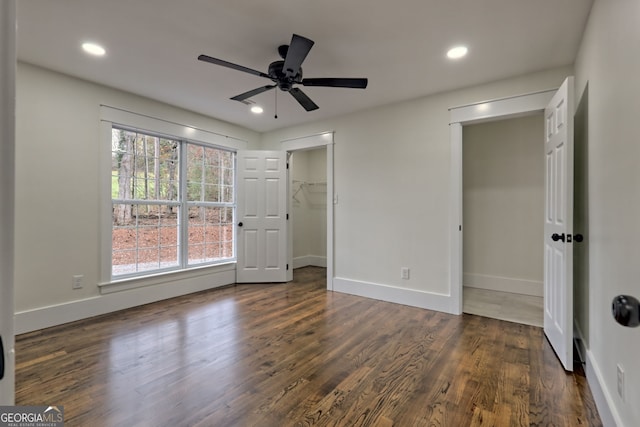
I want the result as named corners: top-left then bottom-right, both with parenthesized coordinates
top-left (463, 114), bottom-right (544, 296)
top-left (291, 148), bottom-right (327, 268)
top-left (574, 0), bottom-right (640, 425)
top-left (261, 66), bottom-right (572, 312)
top-left (14, 63), bottom-right (260, 332)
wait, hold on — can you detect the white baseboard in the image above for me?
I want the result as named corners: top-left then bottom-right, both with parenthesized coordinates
top-left (333, 277), bottom-right (456, 314)
top-left (586, 349), bottom-right (621, 427)
top-left (463, 273), bottom-right (543, 297)
top-left (293, 255), bottom-right (327, 269)
top-left (15, 267), bottom-right (236, 335)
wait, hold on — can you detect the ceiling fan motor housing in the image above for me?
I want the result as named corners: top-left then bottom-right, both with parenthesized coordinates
top-left (268, 60), bottom-right (301, 92)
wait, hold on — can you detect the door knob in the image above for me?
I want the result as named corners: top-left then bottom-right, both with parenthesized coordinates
top-left (612, 295), bottom-right (640, 327)
top-left (574, 234), bottom-right (584, 242)
top-left (551, 233), bottom-right (565, 242)
top-left (0, 335), bottom-right (4, 380)
top-left (238, 222), bottom-right (243, 227)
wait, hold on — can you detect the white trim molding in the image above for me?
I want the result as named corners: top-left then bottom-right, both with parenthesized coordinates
top-left (293, 255), bottom-right (327, 269)
top-left (449, 89), bottom-right (557, 124)
top-left (463, 273), bottom-right (543, 297)
top-left (15, 266), bottom-right (235, 335)
top-left (333, 277), bottom-right (455, 314)
top-left (100, 105), bottom-right (249, 151)
top-left (586, 350), bottom-right (620, 427)
top-left (449, 89), bottom-right (557, 316)
top-left (0, 0), bottom-right (16, 405)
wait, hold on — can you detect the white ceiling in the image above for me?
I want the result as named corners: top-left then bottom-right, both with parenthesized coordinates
top-left (16, 0), bottom-right (593, 133)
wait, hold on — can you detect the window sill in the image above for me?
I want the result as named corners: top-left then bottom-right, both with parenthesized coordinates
top-left (98, 262), bottom-right (236, 294)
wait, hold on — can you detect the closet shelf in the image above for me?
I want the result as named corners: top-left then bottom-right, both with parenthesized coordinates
top-left (304, 182), bottom-right (327, 193)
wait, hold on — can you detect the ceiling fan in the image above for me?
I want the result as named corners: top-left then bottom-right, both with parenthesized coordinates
top-left (198, 34), bottom-right (368, 112)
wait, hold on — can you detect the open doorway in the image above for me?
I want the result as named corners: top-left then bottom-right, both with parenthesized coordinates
top-left (281, 132), bottom-right (334, 289)
top-left (290, 147), bottom-right (327, 270)
top-left (462, 114), bottom-right (544, 326)
top-left (448, 88), bottom-right (558, 317)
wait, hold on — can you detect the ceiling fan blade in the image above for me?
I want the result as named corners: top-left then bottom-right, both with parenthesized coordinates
top-left (301, 78), bottom-right (368, 89)
top-left (198, 54), bottom-right (270, 79)
top-left (283, 34), bottom-right (314, 78)
top-left (230, 85), bottom-right (277, 102)
top-left (290, 88), bottom-right (319, 111)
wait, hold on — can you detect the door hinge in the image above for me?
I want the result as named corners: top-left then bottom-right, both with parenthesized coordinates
top-left (286, 264), bottom-right (289, 271)
top-left (286, 162), bottom-right (289, 169)
top-left (287, 213), bottom-right (289, 220)
top-left (459, 225), bottom-right (462, 231)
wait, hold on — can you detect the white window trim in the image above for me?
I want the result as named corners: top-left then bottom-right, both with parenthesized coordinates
top-left (99, 105), bottom-right (248, 291)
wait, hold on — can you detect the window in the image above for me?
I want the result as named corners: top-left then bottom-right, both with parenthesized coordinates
top-left (111, 127), bottom-right (235, 278)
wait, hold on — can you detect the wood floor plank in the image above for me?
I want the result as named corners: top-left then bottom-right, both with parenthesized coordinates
top-left (15, 267), bottom-right (602, 426)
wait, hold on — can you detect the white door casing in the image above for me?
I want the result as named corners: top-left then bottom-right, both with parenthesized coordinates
top-left (449, 88), bottom-right (557, 315)
top-left (281, 132), bottom-right (335, 290)
top-left (0, 0), bottom-right (16, 405)
top-left (236, 150), bottom-right (288, 283)
top-left (543, 77), bottom-right (574, 372)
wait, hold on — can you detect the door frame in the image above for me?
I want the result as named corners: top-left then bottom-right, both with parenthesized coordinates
top-left (449, 89), bottom-right (557, 314)
top-left (281, 132), bottom-right (334, 290)
top-left (0, 0), bottom-right (16, 405)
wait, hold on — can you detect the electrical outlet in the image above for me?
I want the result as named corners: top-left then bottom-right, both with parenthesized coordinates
top-left (72, 275), bottom-right (83, 290)
top-left (401, 267), bottom-right (410, 280)
top-left (617, 363), bottom-right (625, 401)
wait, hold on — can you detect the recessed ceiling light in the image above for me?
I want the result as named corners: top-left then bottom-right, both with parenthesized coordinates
top-left (250, 106), bottom-right (264, 114)
top-left (82, 42), bottom-right (106, 56)
top-left (447, 45), bottom-right (468, 59)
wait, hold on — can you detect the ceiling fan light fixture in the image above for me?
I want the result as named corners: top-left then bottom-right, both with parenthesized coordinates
top-left (82, 42), bottom-right (106, 56)
top-left (250, 106), bottom-right (264, 114)
top-left (447, 45), bottom-right (468, 59)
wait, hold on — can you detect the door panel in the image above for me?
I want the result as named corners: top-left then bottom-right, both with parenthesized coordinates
top-left (236, 151), bottom-right (287, 283)
top-left (543, 77), bottom-right (574, 372)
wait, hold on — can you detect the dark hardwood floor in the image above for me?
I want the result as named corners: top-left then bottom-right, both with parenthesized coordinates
top-left (16, 267), bottom-right (601, 426)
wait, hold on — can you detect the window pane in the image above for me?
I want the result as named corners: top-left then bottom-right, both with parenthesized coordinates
top-left (188, 206), bottom-right (234, 265)
top-left (186, 145), bottom-right (235, 203)
top-left (112, 203), bottom-right (179, 276)
top-left (111, 129), bottom-right (179, 202)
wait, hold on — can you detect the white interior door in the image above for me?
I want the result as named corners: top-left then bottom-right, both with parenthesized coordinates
top-left (0, 0), bottom-right (16, 405)
top-left (543, 77), bottom-right (574, 372)
top-left (236, 150), bottom-right (288, 283)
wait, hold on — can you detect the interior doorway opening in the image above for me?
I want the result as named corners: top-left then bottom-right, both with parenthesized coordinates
top-left (462, 114), bottom-right (544, 326)
top-left (449, 88), bottom-right (557, 316)
top-left (290, 147), bottom-right (328, 270)
top-left (281, 132), bottom-right (334, 290)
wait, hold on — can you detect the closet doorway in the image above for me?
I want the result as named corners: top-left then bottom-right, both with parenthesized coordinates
top-left (290, 147), bottom-right (327, 271)
top-left (462, 114), bottom-right (544, 326)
